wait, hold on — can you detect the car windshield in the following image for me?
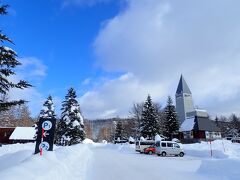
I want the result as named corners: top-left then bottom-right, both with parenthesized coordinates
top-left (174, 144), bottom-right (180, 148)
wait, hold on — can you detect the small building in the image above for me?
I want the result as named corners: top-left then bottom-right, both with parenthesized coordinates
top-left (0, 127), bottom-right (15, 144)
top-left (9, 127), bottom-right (36, 143)
top-left (180, 116), bottom-right (221, 143)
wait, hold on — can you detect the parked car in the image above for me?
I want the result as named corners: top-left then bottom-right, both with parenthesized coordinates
top-left (225, 135), bottom-right (233, 140)
top-left (155, 141), bottom-right (184, 157)
top-left (231, 137), bottom-right (240, 143)
top-left (0, 143), bottom-right (2, 147)
top-left (135, 140), bottom-right (155, 153)
top-left (114, 139), bottom-right (128, 144)
top-left (144, 145), bottom-right (156, 154)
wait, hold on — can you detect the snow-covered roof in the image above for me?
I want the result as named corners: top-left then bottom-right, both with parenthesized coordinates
top-left (195, 109), bottom-right (207, 112)
top-left (9, 127), bottom-right (36, 140)
top-left (180, 117), bottom-right (195, 131)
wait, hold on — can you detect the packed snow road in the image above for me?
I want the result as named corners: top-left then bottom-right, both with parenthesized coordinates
top-left (0, 140), bottom-right (240, 180)
top-left (87, 145), bottom-right (203, 180)
top-left (86, 143), bottom-right (240, 180)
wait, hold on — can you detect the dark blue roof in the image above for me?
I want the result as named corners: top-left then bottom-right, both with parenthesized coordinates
top-left (176, 75), bottom-right (191, 94)
top-left (194, 116), bottom-right (221, 132)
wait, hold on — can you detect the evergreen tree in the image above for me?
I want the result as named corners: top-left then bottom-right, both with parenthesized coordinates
top-left (115, 121), bottom-right (124, 140)
top-left (140, 94), bottom-right (159, 139)
top-left (215, 116), bottom-right (219, 127)
top-left (163, 96), bottom-right (179, 140)
top-left (0, 4), bottom-right (32, 112)
top-left (55, 119), bottom-right (67, 145)
top-left (57, 88), bottom-right (85, 145)
top-left (230, 114), bottom-right (240, 131)
top-left (35, 95), bottom-right (56, 139)
top-left (39, 95), bottom-right (56, 118)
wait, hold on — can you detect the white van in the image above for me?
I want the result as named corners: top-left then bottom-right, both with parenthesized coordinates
top-left (135, 140), bottom-right (155, 153)
top-left (155, 141), bottom-right (184, 157)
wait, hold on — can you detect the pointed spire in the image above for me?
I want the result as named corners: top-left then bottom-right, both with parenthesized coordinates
top-left (176, 75), bottom-right (191, 94)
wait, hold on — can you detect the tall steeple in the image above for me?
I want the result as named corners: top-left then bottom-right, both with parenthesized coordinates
top-left (176, 75), bottom-right (191, 95)
top-left (175, 75), bottom-right (195, 124)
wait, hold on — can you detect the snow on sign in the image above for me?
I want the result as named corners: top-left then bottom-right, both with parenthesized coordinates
top-left (34, 117), bottom-right (56, 154)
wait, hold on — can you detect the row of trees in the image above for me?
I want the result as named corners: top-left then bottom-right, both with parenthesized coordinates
top-left (37, 88), bottom-right (85, 146)
top-left (0, 98), bottom-right (34, 127)
top-left (115, 95), bottom-right (179, 140)
top-left (215, 114), bottom-right (240, 137)
top-left (0, 4), bottom-right (85, 146)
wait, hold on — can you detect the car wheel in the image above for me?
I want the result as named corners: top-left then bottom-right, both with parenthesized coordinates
top-left (162, 152), bottom-right (166, 157)
top-left (149, 151), bottom-right (153, 155)
top-left (157, 153), bottom-right (160, 156)
top-left (179, 152), bottom-right (184, 157)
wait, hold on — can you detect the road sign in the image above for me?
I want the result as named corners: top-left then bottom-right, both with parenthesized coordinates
top-left (42, 120), bottom-right (52, 131)
top-left (34, 117), bottom-right (56, 154)
top-left (39, 142), bottom-right (50, 151)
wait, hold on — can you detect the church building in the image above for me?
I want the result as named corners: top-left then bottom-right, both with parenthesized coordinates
top-left (175, 75), bottom-right (221, 141)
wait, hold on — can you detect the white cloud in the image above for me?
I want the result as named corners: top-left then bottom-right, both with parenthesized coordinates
top-left (16, 57), bottom-right (47, 81)
top-left (82, 78), bottom-right (91, 86)
top-left (8, 57), bottom-right (48, 117)
top-left (82, 0), bottom-right (240, 118)
top-left (79, 73), bottom-right (168, 119)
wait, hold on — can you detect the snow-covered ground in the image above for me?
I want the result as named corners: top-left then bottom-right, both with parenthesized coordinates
top-left (0, 140), bottom-right (240, 180)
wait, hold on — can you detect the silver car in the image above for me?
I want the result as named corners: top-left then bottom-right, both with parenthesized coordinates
top-left (155, 141), bottom-right (184, 157)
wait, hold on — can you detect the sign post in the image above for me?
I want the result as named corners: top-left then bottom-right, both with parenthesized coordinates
top-left (209, 141), bottom-right (213, 157)
top-left (34, 117), bottom-right (56, 155)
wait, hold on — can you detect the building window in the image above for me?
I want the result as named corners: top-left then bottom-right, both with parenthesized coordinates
top-left (183, 131), bottom-right (193, 139)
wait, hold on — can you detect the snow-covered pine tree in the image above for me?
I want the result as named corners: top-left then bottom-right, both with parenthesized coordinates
top-left (57, 88), bottom-right (85, 145)
top-left (114, 121), bottom-right (124, 141)
top-left (163, 96), bottom-right (179, 140)
top-left (0, 4), bottom-right (32, 112)
top-left (39, 95), bottom-right (56, 118)
top-left (140, 94), bottom-right (159, 139)
top-left (229, 114), bottom-right (240, 132)
top-left (35, 95), bottom-right (56, 139)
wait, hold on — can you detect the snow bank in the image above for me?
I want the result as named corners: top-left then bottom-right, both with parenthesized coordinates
top-left (128, 136), bottom-right (135, 142)
top-left (0, 143), bottom-right (34, 157)
top-left (155, 134), bottom-right (162, 141)
top-left (182, 140), bottom-right (240, 159)
top-left (82, 138), bottom-right (94, 144)
top-left (0, 144), bottom-right (92, 180)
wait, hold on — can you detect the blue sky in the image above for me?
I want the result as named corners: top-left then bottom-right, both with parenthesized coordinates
top-left (2, 0), bottom-right (240, 119)
top-left (1, 0), bottom-right (124, 117)
top-left (2, 0), bottom-right (120, 91)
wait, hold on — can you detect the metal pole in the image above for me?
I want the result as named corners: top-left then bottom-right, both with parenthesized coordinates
top-left (40, 128), bottom-right (44, 156)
